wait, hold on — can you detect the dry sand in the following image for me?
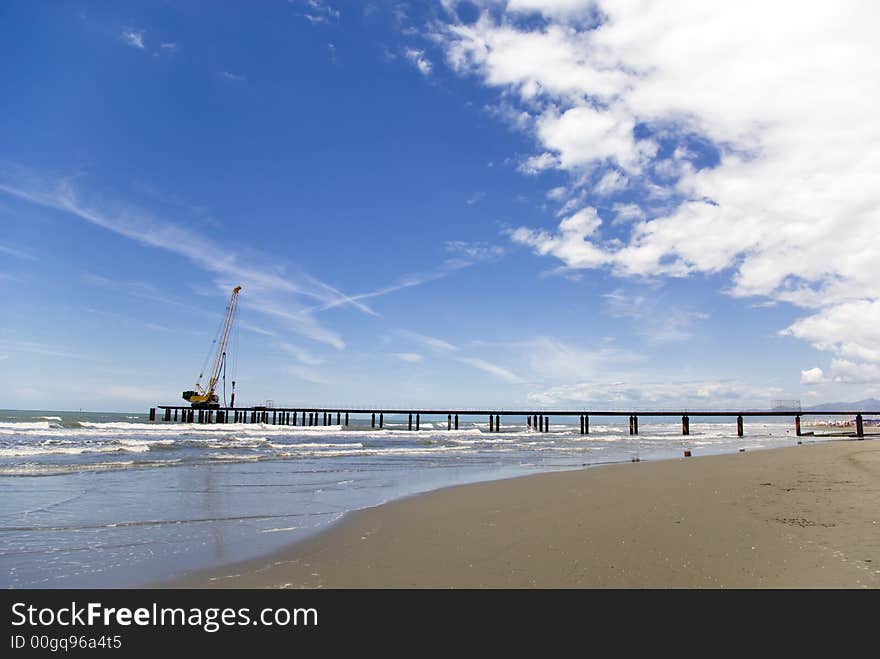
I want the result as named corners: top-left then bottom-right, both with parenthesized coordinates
top-left (171, 440), bottom-right (880, 588)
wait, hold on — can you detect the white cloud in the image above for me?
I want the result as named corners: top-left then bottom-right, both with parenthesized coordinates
top-left (517, 152), bottom-right (558, 174)
top-left (218, 71), bottom-right (245, 81)
top-left (602, 288), bottom-right (709, 343)
top-left (434, 1), bottom-right (880, 385)
top-left (404, 48), bottom-right (433, 75)
top-left (0, 244), bottom-right (37, 261)
top-left (611, 202), bottom-right (644, 224)
top-left (286, 364), bottom-right (335, 385)
top-left (528, 379), bottom-right (783, 408)
top-left (279, 342), bottom-right (324, 366)
top-left (121, 29), bottom-right (145, 50)
top-left (160, 42), bottom-right (177, 53)
top-left (783, 300), bottom-right (880, 364)
top-left (0, 167), bottom-right (357, 349)
top-left (395, 329), bottom-right (458, 353)
top-left (593, 169), bottom-right (627, 195)
top-left (800, 367), bottom-right (825, 385)
top-left (456, 356), bottom-right (524, 384)
top-left (828, 359), bottom-right (880, 384)
top-left (510, 207), bottom-right (610, 269)
top-left (392, 352), bottom-right (424, 363)
top-left (546, 186), bottom-right (567, 201)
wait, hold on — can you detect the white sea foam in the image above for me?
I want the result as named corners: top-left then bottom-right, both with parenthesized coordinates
top-left (0, 422), bottom-right (52, 431)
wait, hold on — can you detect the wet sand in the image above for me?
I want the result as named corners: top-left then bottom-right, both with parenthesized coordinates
top-left (169, 440), bottom-right (880, 588)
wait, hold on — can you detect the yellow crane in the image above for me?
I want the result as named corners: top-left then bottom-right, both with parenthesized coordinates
top-left (182, 285), bottom-right (241, 408)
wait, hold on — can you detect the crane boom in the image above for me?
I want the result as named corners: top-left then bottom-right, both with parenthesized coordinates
top-left (182, 285), bottom-right (241, 408)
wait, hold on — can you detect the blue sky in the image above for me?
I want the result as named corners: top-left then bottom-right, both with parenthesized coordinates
top-left (2, 1), bottom-right (878, 411)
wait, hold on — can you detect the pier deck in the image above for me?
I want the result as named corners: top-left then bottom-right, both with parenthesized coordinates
top-left (148, 406), bottom-right (880, 438)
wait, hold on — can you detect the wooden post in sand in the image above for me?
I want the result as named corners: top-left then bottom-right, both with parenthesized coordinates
top-left (856, 414), bottom-right (864, 438)
top-left (737, 415), bottom-right (744, 437)
top-left (795, 415), bottom-right (801, 436)
top-left (682, 415), bottom-right (690, 435)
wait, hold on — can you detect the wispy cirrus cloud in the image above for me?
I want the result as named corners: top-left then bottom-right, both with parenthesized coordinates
top-left (0, 165), bottom-right (364, 349)
top-left (455, 356), bottom-right (524, 384)
top-left (0, 244), bottom-right (37, 261)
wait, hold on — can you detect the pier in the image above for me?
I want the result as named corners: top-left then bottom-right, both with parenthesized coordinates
top-left (148, 406), bottom-right (880, 439)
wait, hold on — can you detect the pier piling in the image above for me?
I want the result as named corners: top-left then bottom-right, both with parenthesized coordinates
top-left (737, 415), bottom-right (744, 437)
top-left (448, 413), bottom-right (452, 430)
top-left (856, 414), bottom-right (864, 438)
top-left (371, 413), bottom-right (375, 428)
top-left (163, 408), bottom-right (170, 422)
top-left (455, 414), bottom-right (459, 430)
top-left (408, 413), bottom-right (413, 431)
top-left (682, 415), bottom-right (690, 435)
top-left (149, 408), bottom-right (156, 421)
top-left (380, 413), bottom-right (384, 429)
top-left (345, 412), bottom-right (349, 426)
top-left (416, 413), bottom-right (420, 431)
top-left (489, 415), bottom-right (494, 432)
top-left (496, 414), bottom-right (500, 431)
top-left (795, 415), bottom-right (801, 436)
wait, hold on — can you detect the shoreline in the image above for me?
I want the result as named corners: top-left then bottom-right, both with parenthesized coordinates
top-left (164, 439), bottom-right (880, 588)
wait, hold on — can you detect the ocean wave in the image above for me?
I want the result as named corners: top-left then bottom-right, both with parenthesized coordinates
top-left (0, 459), bottom-right (181, 476)
top-left (0, 422), bottom-right (52, 431)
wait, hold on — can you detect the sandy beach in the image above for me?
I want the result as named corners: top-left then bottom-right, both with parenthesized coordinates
top-left (168, 439), bottom-right (880, 588)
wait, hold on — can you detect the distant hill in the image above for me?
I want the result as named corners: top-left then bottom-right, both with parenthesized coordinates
top-left (808, 398), bottom-right (880, 411)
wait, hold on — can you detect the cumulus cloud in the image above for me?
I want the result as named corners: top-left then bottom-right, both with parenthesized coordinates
top-left (433, 1), bottom-right (880, 384)
top-left (800, 367), bottom-right (824, 385)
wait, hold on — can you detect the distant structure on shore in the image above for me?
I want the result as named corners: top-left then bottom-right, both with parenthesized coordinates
top-left (773, 399), bottom-right (802, 412)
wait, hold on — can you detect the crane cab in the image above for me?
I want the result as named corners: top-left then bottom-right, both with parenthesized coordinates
top-left (182, 390), bottom-right (220, 408)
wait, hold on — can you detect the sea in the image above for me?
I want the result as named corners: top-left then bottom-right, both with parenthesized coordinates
top-left (0, 408), bottom-right (833, 588)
